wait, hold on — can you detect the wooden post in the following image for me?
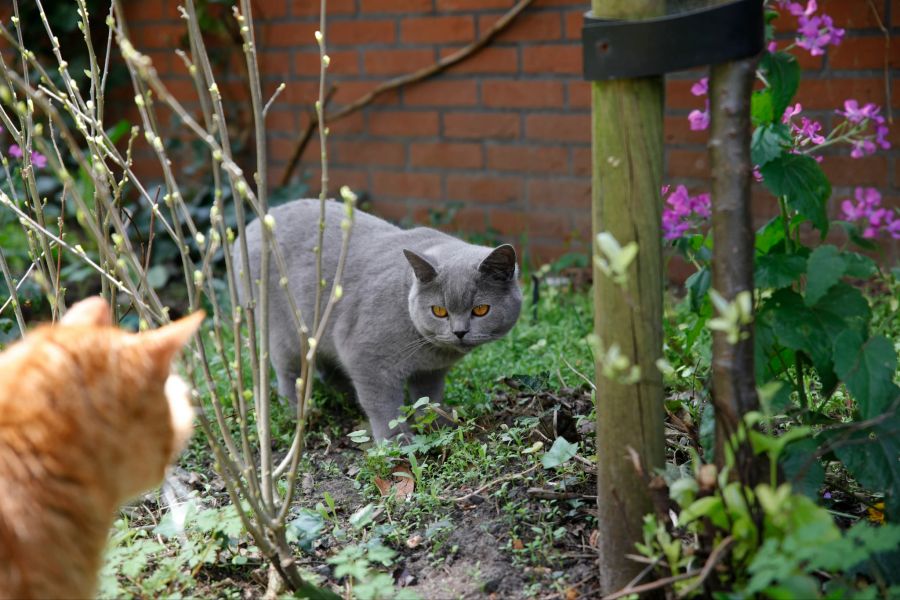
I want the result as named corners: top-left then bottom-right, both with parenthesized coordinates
top-left (591, 0), bottom-right (666, 592)
top-left (709, 56), bottom-right (762, 479)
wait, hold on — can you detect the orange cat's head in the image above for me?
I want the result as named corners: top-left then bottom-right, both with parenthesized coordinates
top-left (1, 296), bottom-right (202, 501)
top-left (0, 297), bottom-right (204, 599)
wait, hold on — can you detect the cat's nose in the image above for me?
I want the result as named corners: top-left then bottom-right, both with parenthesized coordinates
top-left (454, 330), bottom-right (468, 339)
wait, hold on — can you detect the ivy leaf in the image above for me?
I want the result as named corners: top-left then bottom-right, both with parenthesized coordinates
top-left (751, 89), bottom-right (775, 126)
top-left (761, 51), bottom-right (801, 118)
top-left (541, 436), bottom-right (578, 469)
top-left (287, 509), bottom-right (325, 552)
top-left (833, 331), bottom-right (898, 420)
top-left (751, 123), bottom-right (791, 167)
top-left (805, 245), bottom-right (845, 306)
top-left (755, 253), bottom-right (806, 289)
top-left (760, 153), bottom-right (831, 234)
top-left (831, 423), bottom-right (900, 520)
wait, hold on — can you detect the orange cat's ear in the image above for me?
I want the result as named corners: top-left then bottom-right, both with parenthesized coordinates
top-left (138, 311), bottom-right (205, 372)
top-left (61, 296), bottom-right (112, 327)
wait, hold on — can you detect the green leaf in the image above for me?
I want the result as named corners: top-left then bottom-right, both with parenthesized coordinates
top-left (842, 251), bottom-right (877, 278)
top-left (541, 436), bottom-right (578, 469)
top-left (751, 89), bottom-right (775, 126)
top-left (349, 503), bottom-right (378, 530)
top-left (755, 253), bottom-right (806, 289)
top-left (146, 265), bottom-right (169, 289)
top-left (760, 153), bottom-right (831, 234)
top-left (780, 438), bottom-right (825, 500)
top-left (685, 267), bottom-right (711, 312)
top-left (833, 331), bottom-right (898, 420)
top-left (761, 51), bottom-right (801, 118)
top-left (805, 245), bottom-right (845, 306)
top-left (751, 123), bottom-right (791, 167)
top-left (831, 423), bottom-right (900, 520)
top-left (287, 509), bottom-right (325, 552)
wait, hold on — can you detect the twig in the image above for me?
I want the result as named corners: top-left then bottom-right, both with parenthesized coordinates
top-left (453, 463), bottom-right (539, 503)
top-left (562, 356), bottom-right (597, 391)
top-left (866, 0), bottom-right (892, 122)
top-left (676, 536), bottom-right (734, 598)
top-left (526, 488), bottom-right (596, 500)
top-left (279, 0), bottom-right (535, 185)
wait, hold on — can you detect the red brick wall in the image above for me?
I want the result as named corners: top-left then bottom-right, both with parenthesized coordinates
top-left (123, 0), bottom-right (899, 267)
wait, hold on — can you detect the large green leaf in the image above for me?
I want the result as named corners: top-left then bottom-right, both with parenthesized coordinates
top-left (781, 438), bottom-right (825, 499)
top-left (761, 51), bottom-right (801, 118)
top-left (755, 252), bottom-right (806, 289)
top-left (833, 331), bottom-right (898, 420)
top-left (751, 123), bottom-right (791, 167)
top-left (751, 89), bottom-right (775, 126)
top-left (831, 423), bottom-right (900, 520)
top-left (805, 245), bottom-right (846, 306)
top-left (542, 436), bottom-right (578, 469)
top-left (760, 154), bottom-right (831, 234)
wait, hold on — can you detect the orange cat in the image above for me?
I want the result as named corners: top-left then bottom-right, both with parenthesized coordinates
top-left (0, 297), bottom-right (203, 599)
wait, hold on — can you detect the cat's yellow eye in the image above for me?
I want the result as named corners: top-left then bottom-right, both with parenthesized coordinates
top-left (472, 304), bottom-right (490, 317)
top-left (431, 305), bottom-right (448, 318)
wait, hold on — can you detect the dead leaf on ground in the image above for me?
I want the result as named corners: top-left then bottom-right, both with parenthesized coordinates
top-left (405, 534), bottom-right (423, 549)
top-left (589, 529), bottom-right (600, 548)
top-left (565, 587), bottom-right (579, 600)
top-left (511, 538), bottom-right (524, 550)
top-left (374, 463), bottom-right (415, 499)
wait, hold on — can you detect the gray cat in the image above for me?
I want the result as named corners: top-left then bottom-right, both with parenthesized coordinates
top-left (236, 199), bottom-right (522, 440)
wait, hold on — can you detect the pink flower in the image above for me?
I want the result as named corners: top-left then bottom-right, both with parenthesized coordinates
top-left (782, 103), bottom-right (803, 122)
top-left (841, 187), bottom-right (900, 240)
top-left (31, 152), bottom-right (47, 169)
top-left (662, 185), bottom-right (711, 240)
top-left (8, 144), bottom-right (22, 159)
top-left (839, 100), bottom-right (881, 124)
top-left (780, 1), bottom-right (844, 56)
top-left (691, 77), bottom-right (708, 97)
top-left (688, 106), bottom-right (710, 131)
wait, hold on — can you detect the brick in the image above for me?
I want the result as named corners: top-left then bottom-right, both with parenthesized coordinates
top-left (488, 209), bottom-right (527, 236)
top-left (132, 23), bottom-right (187, 50)
top-left (482, 80), bottom-right (564, 108)
top-left (291, 0), bottom-right (356, 16)
top-left (572, 147), bottom-right (591, 176)
top-left (253, 2), bottom-right (289, 20)
top-left (526, 211), bottom-right (574, 239)
top-left (328, 111), bottom-right (366, 135)
top-left (525, 114), bottom-right (590, 142)
top-left (768, 39), bottom-right (824, 71)
top-left (369, 110), bottom-right (440, 137)
top-left (372, 171), bottom-right (442, 199)
top-left (824, 0), bottom-right (887, 29)
top-left (534, 0), bottom-right (588, 7)
top-left (829, 35), bottom-right (898, 70)
top-left (820, 155), bottom-right (888, 186)
top-left (303, 167), bottom-right (371, 196)
top-left (296, 49), bottom-right (360, 75)
top-left (564, 9), bottom-right (583, 40)
top-left (666, 76), bottom-right (707, 110)
top-left (446, 174), bottom-right (522, 204)
top-left (664, 115), bottom-right (707, 146)
top-left (795, 77), bottom-right (883, 110)
top-left (522, 44), bottom-right (581, 74)
top-left (332, 140), bottom-right (406, 167)
top-left (528, 179), bottom-right (591, 209)
top-left (568, 81), bottom-right (590, 108)
top-left (266, 22), bottom-right (320, 47)
top-left (443, 112), bottom-right (520, 140)
top-left (530, 242), bottom-right (572, 266)
top-left (667, 149), bottom-right (710, 179)
top-left (266, 109), bottom-right (299, 134)
top-left (486, 145), bottom-right (568, 173)
top-left (333, 81), bottom-right (400, 105)
top-left (365, 48), bottom-right (435, 75)
top-left (479, 12), bottom-right (562, 42)
top-left (404, 80), bottom-right (479, 106)
top-left (372, 200), bottom-right (410, 224)
top-left (360, 0), bottom-right (432, 13)
top-left (439, 47), bottom-right (519, 74)
top-left (410, 141), bottom-right (484, 169)
top-left (436, 0), bottom-right (514, 9)
top-left (124, 1), bottom-right (167, 21)
top-left (402, 16), bottom-right (475, 44)
top-left (259, 50), bottom-right (292, 75)
top-left (329, 20), bottom-right (397, 46)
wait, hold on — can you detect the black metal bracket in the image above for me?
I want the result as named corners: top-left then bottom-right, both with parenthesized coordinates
top-left (582, 0), bottom-right (764, 81)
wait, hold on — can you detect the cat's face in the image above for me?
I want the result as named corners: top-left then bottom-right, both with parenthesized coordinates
top-left (404, 244), bottom-right (522, 352)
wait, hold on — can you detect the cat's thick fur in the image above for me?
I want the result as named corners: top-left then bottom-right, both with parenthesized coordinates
top-left (0, 298), bottom-right (202, 599)
top-left (238, 199), bottom-right (522, 440)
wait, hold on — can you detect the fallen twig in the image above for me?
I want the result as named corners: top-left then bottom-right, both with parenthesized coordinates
top-left (526, 487), bottom-right (596, 501)
top-left (279, 0), bottom-right (535, 185)
top-left (453, 463), bottom-right (539, 503)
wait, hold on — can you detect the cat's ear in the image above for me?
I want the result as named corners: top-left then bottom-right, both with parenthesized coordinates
top-left (137, 311), bottom-right (205, 373)
top-left (403, 249), bottom-right (438, 283)
top-left (478, 244), bottom-right (517, 281)
top-left (61, 296), bottom-right (112, 327)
